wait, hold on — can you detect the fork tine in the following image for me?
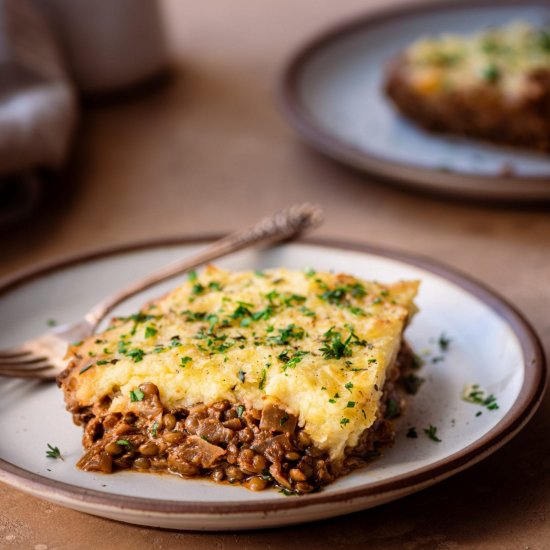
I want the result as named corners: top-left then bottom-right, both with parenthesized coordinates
top-left (0, 355), bottom-right (49, 366)
top-left (0, 358), bottom-right (52, 369)
top-left (0, 366), bottom-right (56, 380)
top-left (0, 347), bottom-right (32, 358)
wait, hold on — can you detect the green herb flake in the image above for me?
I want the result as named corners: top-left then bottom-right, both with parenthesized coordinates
top-left (406, 427), bottom-right (418, 439)
top-left (129, 388), bottom-right (145, 402)
top-left (304, 267), bottom-right (316, 278)
top-left (346, 401), bottom-right (356, 408)
top-left (188, 270), bottom-right (198, 281)
top-left (280, 414), bottom-right (289, 426)
top-left (79, 364), bottom-right (94, 374)
top-left (46, 319), bottom-right (57, 327)
top-left (144, 325), bottom-right (158, 338)
top-left (96, 360), bottom-right (109, 366)
top-left (180, 356), bottom-right (192, 367)
top-left (259, 368), bottom-right (267, 390)
top-left (278, 349), bottom-right (309, 371)
top-left (384, 398), bottom-right (401, 419)
top-left (462, 384), bottom-right (499, 411)
top-left (344, 381), bottom-right (354, 391)
top-left (126, 348), bottom-right (145, 363)
top-left (424, 425), bottom-right (441, 442)
top-left (236, 405), bottom-right (245, 418)
top-left (116, 439), bottom-right (132, 448)
top-left (149, 421), bottom-right (159, 438)
top-left (254, 270), bottom-right (266, 277)
top-left (340, 417), bottom-right (350, 427)
top-left (438, 332), bottom-right (451, 351)
top-left (192, 283), bottom-right (205, 295)
top-left (481, 64), bottom-right (501, 83)
top-left (412, 353), bottom-right (425, 369)
top-left (45, 443), bottom-right (63, 460)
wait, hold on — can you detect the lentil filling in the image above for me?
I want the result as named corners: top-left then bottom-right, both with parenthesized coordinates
top-left (71, 342), bottom-right (414, 494)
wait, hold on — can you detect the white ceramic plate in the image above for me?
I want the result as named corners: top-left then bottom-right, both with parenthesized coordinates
top-left (279, 0), bottom-right (550, 200)
top-left (0, 238), bottom-right (545, 530)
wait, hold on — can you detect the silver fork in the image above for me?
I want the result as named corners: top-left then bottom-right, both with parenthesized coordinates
top-left (0, 203), bottom-right (323, 381)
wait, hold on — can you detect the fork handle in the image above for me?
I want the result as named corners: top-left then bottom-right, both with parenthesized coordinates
top-left (84, 203), bottom-right (323, 329)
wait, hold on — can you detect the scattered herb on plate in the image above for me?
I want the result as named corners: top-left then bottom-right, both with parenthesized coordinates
top-left (45, 444), bottom-right (63, 460)
top-left (424, 424), bottom-right (441, 442)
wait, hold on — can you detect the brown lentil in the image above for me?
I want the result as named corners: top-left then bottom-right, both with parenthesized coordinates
top-left (163, 413), bottom-right (177, 430)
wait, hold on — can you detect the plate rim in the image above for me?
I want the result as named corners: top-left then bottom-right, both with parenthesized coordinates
top-left (277, 0), bottom-right (550, 196)
top-left (0, 235), bottom-right (546, 516)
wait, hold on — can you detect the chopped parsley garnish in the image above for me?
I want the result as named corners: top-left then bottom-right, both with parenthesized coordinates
top-left (254, 270), bottom-right (265, 277)
top-left (150, 421), bottom-right (159, 437)
top-left (318, 282), bottom-right (366, 306)
top-left (208, 281), bottom-right (222, 291)
top-left (348, 306), bottom-right (365, 316)
top-left (170, 336), bottom-right (182, 348)
top-left (252, 306), bottom-right (274, 321)
top-left (180, 356), bottom-right (192, 367)
top-left (406, 427), bottom-right (418, 439)
top-left (188, 270), bottom-right (197, 281)
top-left (45, 444), bottom-right (63, 460)
top-left (278, 349), bottom-right (309, 371)
top-left (299, 306), bottom-right (316, 317)
top-left (340, 417), bottom-right (350, 427)
top-left (144, 326), bottom-right (158, 338)
top-left (319, 327), bottom-right (365, 360)
top-left (237, 370), bottom-right (246, 383)
top-left (462, 384), bottom-right (499, 411)
top-left (268, 323), bottom-right (305, 345)
top-left (403, 374), bottom-right (425, 395)
top-left (412, 353), bottom-right (425, 369)
top-left (192, 283), bottom-right (205, 295)
top-left (279, 488), bottom-right (298, 496)
top-left (79, 364), bottom-right (93, 374)
top-left (236, 405), bottom-right (245, 417)
top-left (46, 319), bottom-right (57, 327)
top-left (344, 382), bottom-right (354, 392)
top-left (232, 302), bottom-right (253, 320)
top-left (96, 360), bottom-right (109, 365)
top-left (129, 388), bottom-right (145, 402)
top-left (438, 332), bottom-right (451, 351)
top-left (304, 267), bottom-right (316, 278)
top-left (183, 310), bottom-right (207, 322)
top-left (482, 64), bottom-right (500, 83)
top-left (384, 398), bottom-right (401, 419)
top-left (424, 425), bottom-right (441, 442)
top-left (280, 414), bottom-right (289, 426)
top-left (125, 348), bottom-right (145, 363)
top-left (259, 368), bottom-right (267, 390)
top-left (346, 401), bottom-right (356, 408)
top-left (116, 439), bottom-right (132, 448)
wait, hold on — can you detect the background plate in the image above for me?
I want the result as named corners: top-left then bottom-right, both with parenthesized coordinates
top-left (279, 0), bottom-right (550, 200)
top-left (0, 238), bottom-right (545, 530)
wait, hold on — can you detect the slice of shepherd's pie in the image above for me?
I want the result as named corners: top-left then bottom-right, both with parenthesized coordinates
top-left (385, 22), bottom-right (550, 152)
top-left (58, 266), bottom-right (419, 494)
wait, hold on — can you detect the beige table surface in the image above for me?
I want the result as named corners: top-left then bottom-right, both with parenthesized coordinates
top-left (1, 0), bottom-right (550, 548)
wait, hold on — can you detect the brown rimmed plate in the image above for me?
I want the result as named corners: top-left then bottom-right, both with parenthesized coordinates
top-left (0, 237), bottom-right (546, 530)
top-left (279, 0), bottom-right (550, 201)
